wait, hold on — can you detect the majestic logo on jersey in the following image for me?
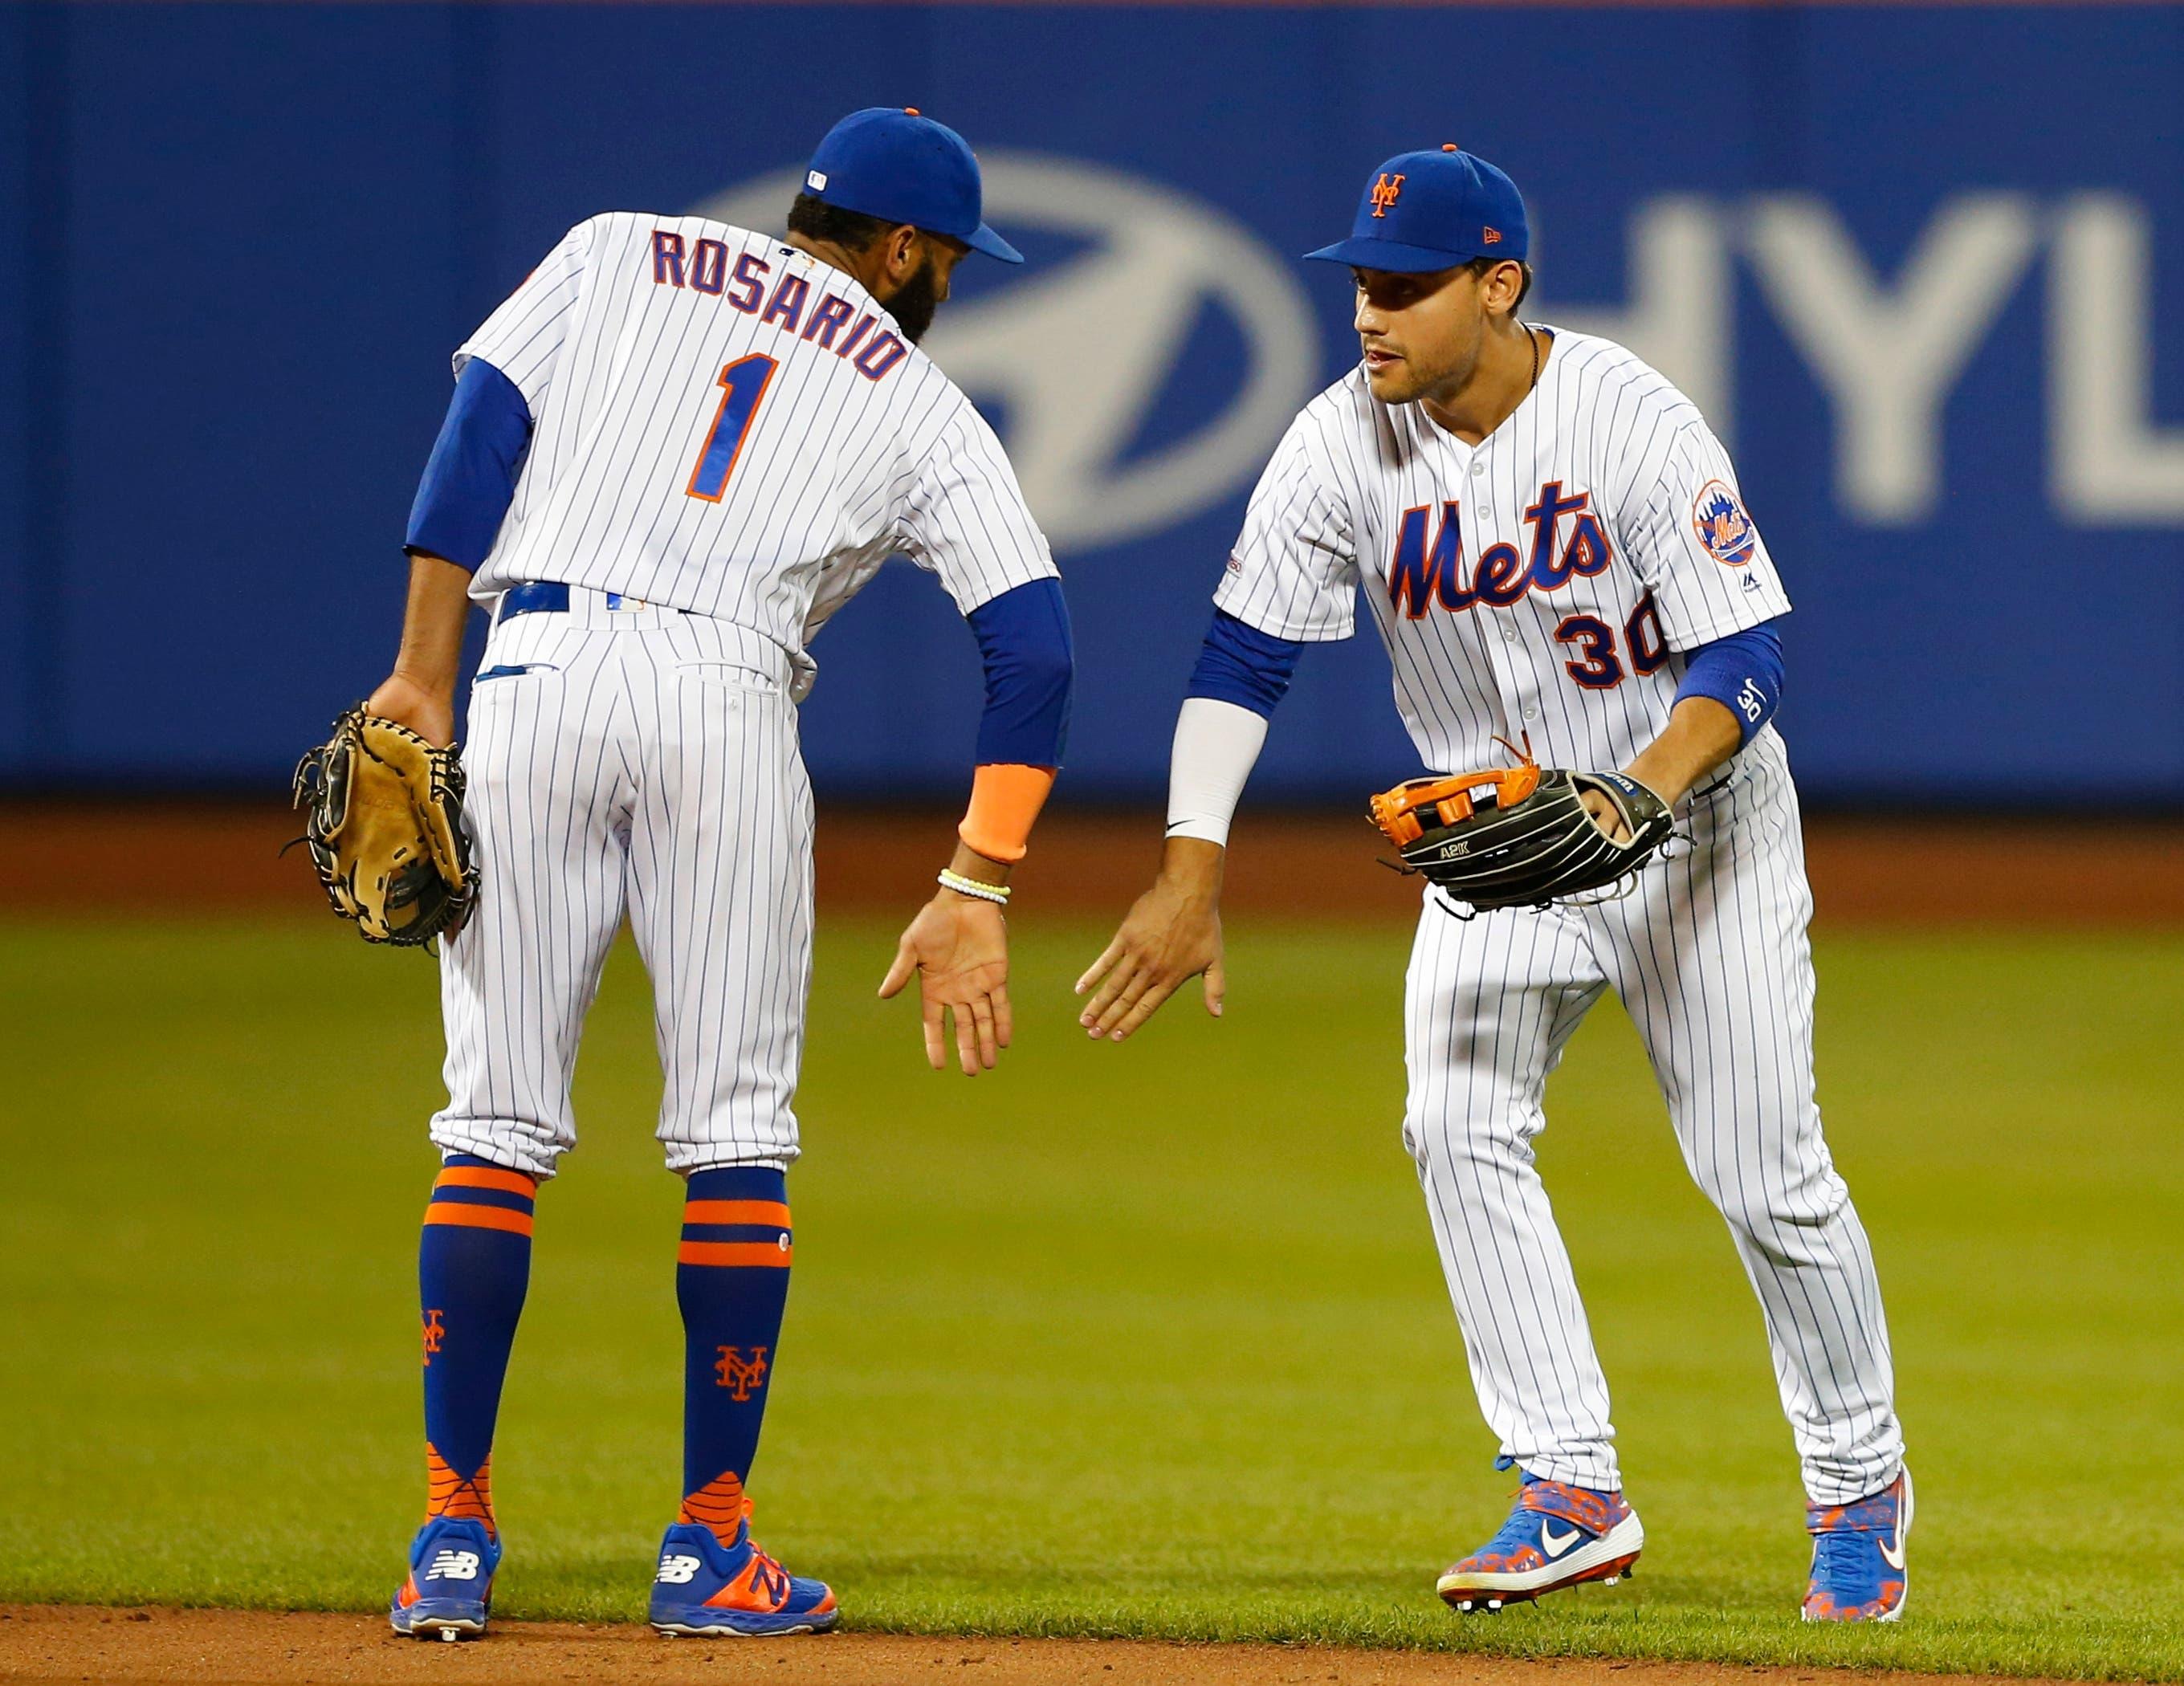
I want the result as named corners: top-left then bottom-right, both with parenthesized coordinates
top-left (696, 153), bottom-right (1314, 550)
top-left (1371, 173), bottom-right (1406, 218)
top-left (714, 1344), bottom-right (771, 1400)
top-left (1388, 483), bottom-right (1615, 620)
top-left (421, 1308), bottom-right (444, 1366)
top-left (1692, 479), bottom-right (1757, 566)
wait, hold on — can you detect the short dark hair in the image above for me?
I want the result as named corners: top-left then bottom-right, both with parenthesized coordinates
top-left (1465, 255), bottom-right (1534, 312)
top-left (784, 191), bottom-right (898, 253)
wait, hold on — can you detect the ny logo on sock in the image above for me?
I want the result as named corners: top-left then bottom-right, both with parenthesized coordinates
top-left (714, 1345), bottom-right (770, 1400)
top-left (422, 1308), bottom-right (446, 1366)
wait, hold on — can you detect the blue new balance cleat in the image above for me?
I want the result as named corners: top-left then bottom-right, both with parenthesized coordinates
top-left (649, 1504), bottom-right (838, 1637)
top-left (389, 1515), bottom-right (502, 1639)
top-left (1436, 1472), bottom-right (1644, 1613)
top-left (1804, 1467), bottom-right (1912, 1622)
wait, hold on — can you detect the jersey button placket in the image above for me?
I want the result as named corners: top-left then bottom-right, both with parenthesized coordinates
top-left (1472, 451), bottom-right (1539, 739)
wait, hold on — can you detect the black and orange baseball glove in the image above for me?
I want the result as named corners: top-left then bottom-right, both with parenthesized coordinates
top-left (1370, 746), bottom-right (1673, 912)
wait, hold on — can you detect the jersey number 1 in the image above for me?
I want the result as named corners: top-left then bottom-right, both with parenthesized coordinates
top-left (685, 354), bottom-right (778, 503)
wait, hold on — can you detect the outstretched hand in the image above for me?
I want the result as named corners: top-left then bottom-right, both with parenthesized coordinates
top-left (1074, 858), bottom-right (1225, 1043)
top-left (879, 892), bottom-right (1013, 1075)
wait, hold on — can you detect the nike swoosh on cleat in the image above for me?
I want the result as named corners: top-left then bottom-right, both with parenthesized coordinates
top-left (1879, 1533), bottom-right (1906, 1571)
top-left (1540, 1522), bottom-right (1582, 1558)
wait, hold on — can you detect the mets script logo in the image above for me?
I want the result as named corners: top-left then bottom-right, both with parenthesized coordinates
top-left (715, 1344), bottom-right (770, 1400)
top-left (1692, 479), bottom-right (1757, 566)
top-left (1388, 483), bottom-right (1615, 620)
top-left (421, 1309), bottom-right (445, 1366)
top-left (1371, 173), bottom-right (1405, 218)
top-left (697, 154), bottom-right (1314, 551)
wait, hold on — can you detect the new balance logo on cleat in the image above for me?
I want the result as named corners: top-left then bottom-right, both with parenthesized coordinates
top-left (390, 1517), bottom-right (500, 1640)
top-left (647, 1514), bottom-right (839, 1637)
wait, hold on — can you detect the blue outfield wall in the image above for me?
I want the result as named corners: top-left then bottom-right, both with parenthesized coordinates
top-left (2, 2), bottom-right (2180, 802)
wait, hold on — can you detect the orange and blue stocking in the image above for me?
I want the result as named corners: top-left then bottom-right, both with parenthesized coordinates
top-left (676, 1167), bottom-right (792, 1545)
top-left (418, 1155), bottom-right (536, 1537)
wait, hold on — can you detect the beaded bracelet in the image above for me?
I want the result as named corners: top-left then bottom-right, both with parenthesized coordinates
top-left (937, 869), bottom-right (1011, 906)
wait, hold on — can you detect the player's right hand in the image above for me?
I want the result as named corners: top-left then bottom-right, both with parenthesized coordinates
top-left (1074, 848), bottom-right (1226, 1043)
top-left (363, 671), bottom-right (457, 750)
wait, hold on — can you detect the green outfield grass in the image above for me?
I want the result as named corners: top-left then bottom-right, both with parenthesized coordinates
top-left (2, 913), bottom-right (2179, 1679)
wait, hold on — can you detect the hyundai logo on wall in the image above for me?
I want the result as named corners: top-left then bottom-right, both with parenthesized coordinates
top-left (696, 153), bottom-right (1318, 552)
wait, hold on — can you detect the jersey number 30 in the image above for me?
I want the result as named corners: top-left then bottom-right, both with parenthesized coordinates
top-left (685, 354), bottom-right (778, 503)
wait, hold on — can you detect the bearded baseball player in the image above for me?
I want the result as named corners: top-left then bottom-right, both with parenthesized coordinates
top-left (1076, 147), bottom-right (1909, 1623)
top-left (360, 108), bottom-right (1073, 1639)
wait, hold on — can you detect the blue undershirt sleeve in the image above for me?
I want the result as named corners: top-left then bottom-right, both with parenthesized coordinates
top-left (966, 578), bottom-right (1074, 767)
top-left (404, 358), bottom-right (535, 571)
top-left (1674, 617), bottom-right (1786, 744)
top-left (1186, 609), bottom-right (1305, 718)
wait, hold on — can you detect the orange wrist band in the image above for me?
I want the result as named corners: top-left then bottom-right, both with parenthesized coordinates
top-left (959, 764), bottom-right (1056, 865)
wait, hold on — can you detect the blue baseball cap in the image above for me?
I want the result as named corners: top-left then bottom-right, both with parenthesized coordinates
top-left (1305, 145), bottom-right (1529, 274)
top-left (802, 107), bottom-right (1022, 264)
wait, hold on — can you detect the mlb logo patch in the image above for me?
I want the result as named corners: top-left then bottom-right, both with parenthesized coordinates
top-left (806, 170), bottom-right (829, 192)
top-left (1691, 479), bottom-right (1758, 567)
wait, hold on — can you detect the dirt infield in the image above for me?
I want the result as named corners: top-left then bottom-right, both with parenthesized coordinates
top-left (0, 1607), bottom-right (2083, 1686)
top-left (2, 800), bottom-right (2178, 924)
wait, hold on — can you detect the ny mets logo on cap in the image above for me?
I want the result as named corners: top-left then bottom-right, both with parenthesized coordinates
top-left (1306, 145), bottom-right (1530, 274)
top-left (1693, 480), bottom-right (1758, 567)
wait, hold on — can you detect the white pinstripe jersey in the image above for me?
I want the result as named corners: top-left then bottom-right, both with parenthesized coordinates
top-left (1216, 329), bottom-right (1791, 776)
top-left (458, 213), bottom-right (1057, 657)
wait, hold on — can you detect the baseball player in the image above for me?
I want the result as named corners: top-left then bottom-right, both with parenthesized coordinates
top-left (1077, 147), bottom-right (1910, 1622)
top-left (364, 108), bottom-right (1074, 1639)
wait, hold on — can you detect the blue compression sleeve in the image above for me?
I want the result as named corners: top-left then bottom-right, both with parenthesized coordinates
top-left (405, 359), bottom-right (534, 570)
top-left (1675, 618), bottom-right (1785, 744)
top-left (967, 578), bottom-right (1074, 767)
top-left (1185, 609), bottom-right (1304, 718)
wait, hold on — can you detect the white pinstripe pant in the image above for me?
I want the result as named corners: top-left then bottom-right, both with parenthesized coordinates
top-left (1403, 737), bottom-right (1901, 1506)
top-left (430, 590), bottom-right (814, 1180)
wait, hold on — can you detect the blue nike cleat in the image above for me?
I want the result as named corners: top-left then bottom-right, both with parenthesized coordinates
top-left (649, 1504), bottom-right (838, 1637)
top-left (1804, 1467), bottom-right (1912, 1622)
top-left (1436, 1471), bottom-right (1644, 1613)
top-left (389, 1515), bottom-right (502, 1639)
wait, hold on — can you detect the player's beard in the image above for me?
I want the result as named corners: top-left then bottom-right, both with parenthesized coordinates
top-left (886, 255), bottom-right (942, 344)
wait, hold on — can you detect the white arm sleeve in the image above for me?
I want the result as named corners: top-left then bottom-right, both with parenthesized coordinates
top-left (1164, 697), bottom-right (1269, 848)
